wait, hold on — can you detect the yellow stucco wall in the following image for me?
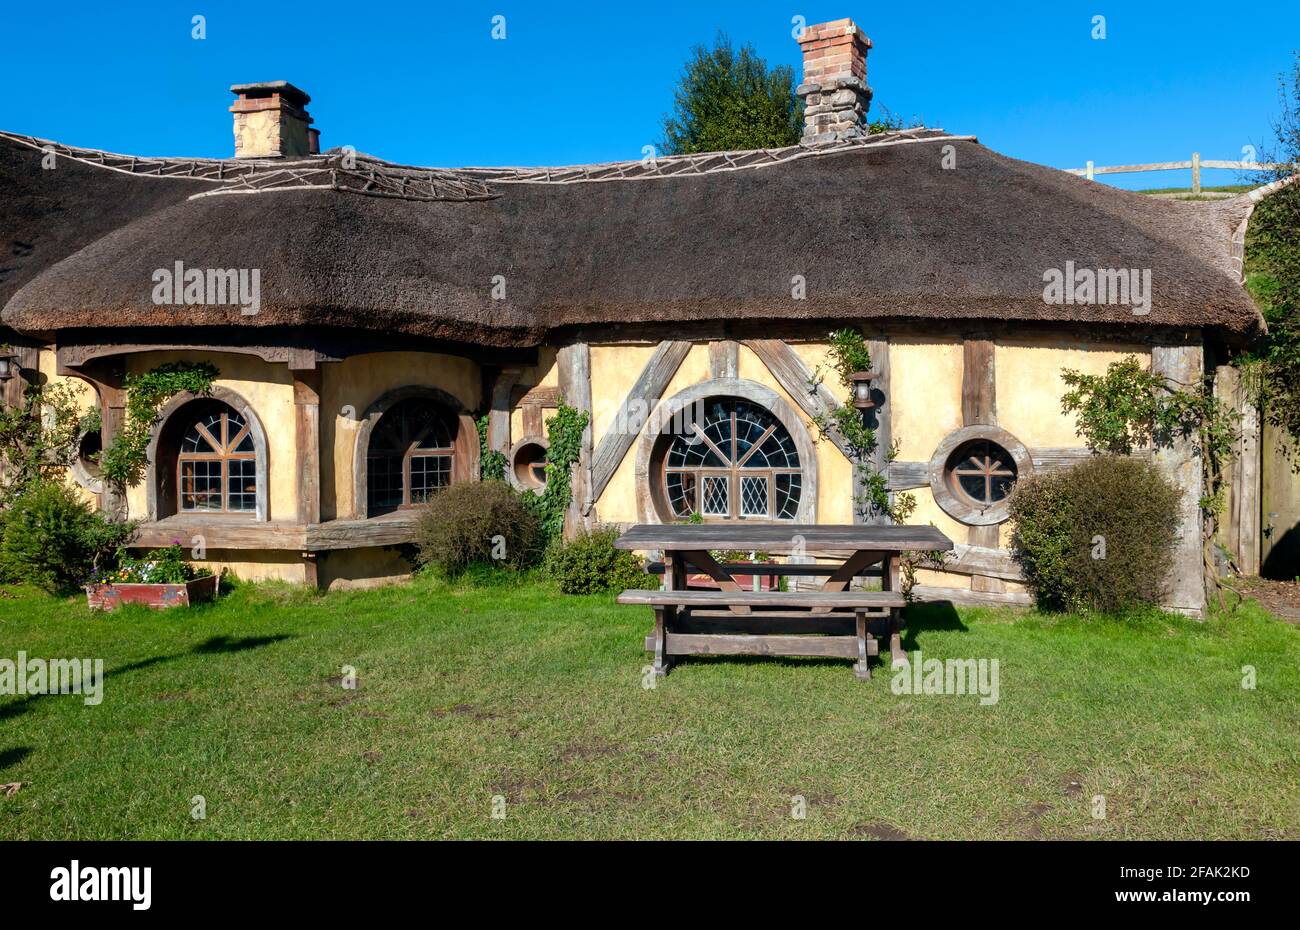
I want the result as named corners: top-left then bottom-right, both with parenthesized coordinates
top-left (121, 351), bottom-right (297, 522)
top-left (996, 337), bottom-right (1149, 448)
top-left (322, 352), bottom-right (480, 520)
top-left (37, 347), bottom-right (100, 507)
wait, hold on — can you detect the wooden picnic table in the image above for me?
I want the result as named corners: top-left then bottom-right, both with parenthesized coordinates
top-left (614, 524), bottom-right (953, 680)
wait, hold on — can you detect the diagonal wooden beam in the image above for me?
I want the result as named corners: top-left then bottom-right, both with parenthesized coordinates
top-left (588, 340), bottom-right (692, 505)
top-left (743, 339), bottom-right (855, 462)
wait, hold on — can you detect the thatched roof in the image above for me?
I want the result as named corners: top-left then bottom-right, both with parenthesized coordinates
top-left (0, 128), bottom-right (1266, 346)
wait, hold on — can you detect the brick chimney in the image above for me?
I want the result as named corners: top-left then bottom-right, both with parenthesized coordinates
top-left (796, 19), bottom-right (873, 143)
top-left (229, 81), bottom-right (315, 158)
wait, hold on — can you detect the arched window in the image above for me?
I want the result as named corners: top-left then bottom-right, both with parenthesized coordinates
top-left (177, 402), bottom-right (258, 513)
top-left (366, 398), bottom-right (456, 515)
top-left (661, 398), bottom-right (802, 521)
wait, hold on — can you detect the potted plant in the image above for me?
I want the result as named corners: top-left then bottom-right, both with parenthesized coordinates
top-left (85, 542), bottom-right (218, 611)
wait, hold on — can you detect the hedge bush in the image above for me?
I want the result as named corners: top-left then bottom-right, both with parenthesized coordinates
top-left (413, 480), bottom-right (539, 576)
top-left (0, 480), bottom-right (134, 594)
top-left (545, 526), bottom-right (654, 594)
top-left (1008, 456), bottom-right (1182, 614)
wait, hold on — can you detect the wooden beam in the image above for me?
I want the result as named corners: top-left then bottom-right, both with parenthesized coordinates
top-left (708, 340), bottom-right (739, 380)
top-left (588, 340), bottom-right (691, 505)
top-left (961, 335), bottom-right (1003, 592)
top-left (558, 342), bottom-right (593, 531)
top-left (1152, 343), bottom-right (1206, 617)
top-left (909, 584), bottom-right (1032, 608)
top-left (488, 367), bottom-right (521, 455)
top-left (1236, 387), bottom-right (1261, 576)
top-left (864, 337), bottom-right (891, 525)
top-left (945, 543), bottom-right (1025, 582)
top-left (961, 337), bottom-right (996, 426)
top-left (743, 339), bottom-right (855, 461)
top-left (293, 369), bottom-right (322, 525)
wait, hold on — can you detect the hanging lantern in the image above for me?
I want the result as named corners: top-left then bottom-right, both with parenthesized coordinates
top-left (0, 351), bottom-right (19, 383)
top-left (850, 370), bottom-right (876, 409)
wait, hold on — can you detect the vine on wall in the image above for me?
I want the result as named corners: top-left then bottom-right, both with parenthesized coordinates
top-left (476, 414), bottom-right (507, 481)
top-left (522, 400), bottom-right (588, 546)
top-left (808, 329), bottom-right (915, 523)
top-left (99, 362), bottom-right (219, 489)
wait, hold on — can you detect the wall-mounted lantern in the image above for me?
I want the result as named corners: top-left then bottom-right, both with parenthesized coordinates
top-left (850, 370), bottom-right (877, 409)
top-left (0, 351), bottom-right (19, 383)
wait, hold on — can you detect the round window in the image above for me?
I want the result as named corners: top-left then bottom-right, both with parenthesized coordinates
top-left (947, 439), bottom-right (1017, 506)
top-left (508, 438), bottom-right (549, 491)
top-left (928, 426), bottom-right (1032, 526)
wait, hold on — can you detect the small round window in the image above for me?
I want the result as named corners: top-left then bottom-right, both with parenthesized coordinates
top-left (947, 439), bottom-right (1018, 507)
top-left (510, 439), bottom-right (549, 491)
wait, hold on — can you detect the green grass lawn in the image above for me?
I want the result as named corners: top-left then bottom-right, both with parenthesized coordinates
top-left (1, 575), bottom-right (1297, 840)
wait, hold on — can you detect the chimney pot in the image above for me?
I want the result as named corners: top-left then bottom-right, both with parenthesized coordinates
top-left (796, 19), bottom-right (872, 143)
top-left (229, 81), bottom-right (316, 158)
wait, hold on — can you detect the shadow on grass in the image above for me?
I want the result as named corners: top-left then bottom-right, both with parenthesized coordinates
top-left (900, 602), bottom-right (966, 651)
top-left (192, 634), bottom-right (292, 654)
top-left (0, 746), bottom-right (33, 771)
top-left (0, 632), bottom-right (294, 721)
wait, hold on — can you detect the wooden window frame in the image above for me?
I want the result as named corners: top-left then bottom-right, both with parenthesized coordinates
top-left (177, 408), bottom-right (258, 515)
top-left (366, 401), bottom-right (456, 514)
top-left (660, 403), bottom-right (802, 523)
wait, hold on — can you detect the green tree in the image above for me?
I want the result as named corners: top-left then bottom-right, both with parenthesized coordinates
top-left (660, 34), bottom-right (801, 155)
top-left (1242, 53), bottom-right (1300, 461)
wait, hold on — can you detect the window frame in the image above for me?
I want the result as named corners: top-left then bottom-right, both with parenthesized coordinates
top-left (176, 406), bottom-right (259, 515)
top-left (659, 399), bottom-right (803, 523)
top-left (365, 399), bottom-right (456, 515)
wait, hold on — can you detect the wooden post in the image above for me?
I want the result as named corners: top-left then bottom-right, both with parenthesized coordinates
top-left (1191, 151), bottom-right (1201, 195)
top-left (864, 337), bottom-right (891, 527)
top-left (961, 335), bottom-right (1005, 594)
top-left (290, 358), bottom-right (322, 526)
top-left (708, 340), bottom-right (739, 380)
top-left (488, 367), bottom-right (521, 456)
top-left (1152, 343), bottom-right (1206, 617)
top-left (1085, 160), bottom-right (1094, 181)
top-left (558, 342), bottom-right (593, 532)
top-left (1236, 389), bottom-right (1261, 576)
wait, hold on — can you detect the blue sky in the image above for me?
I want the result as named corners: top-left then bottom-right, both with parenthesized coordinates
top-left (1, 1), bottom-right (1295, 189)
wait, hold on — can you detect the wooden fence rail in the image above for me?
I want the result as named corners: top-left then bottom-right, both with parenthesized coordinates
top-left (1064, 152), bottom-right (1288, 194)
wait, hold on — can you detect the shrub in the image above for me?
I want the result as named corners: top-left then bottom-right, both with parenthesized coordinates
top-left (1009, 456), bottom-right (1181, 614)
top-left (0, 480), bottom-right (134, 594)
top-left (545, 526), bottom-right (654, 594)
top-left (413, 480), bottom-right (539, 576)
top-left (92, 543), bottom-right (211, 585)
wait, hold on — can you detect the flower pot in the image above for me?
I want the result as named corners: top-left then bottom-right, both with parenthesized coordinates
top-left (84, 574), bottom-right (219, 611)
top-left (688, 560), bottom-right (779, 591)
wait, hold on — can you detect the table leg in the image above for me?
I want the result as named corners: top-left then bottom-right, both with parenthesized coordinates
top-left (652, 605), bottom-right (672, 677)
top-left (813, 549), bottom-right (882, 614)
top-left (679, 549), bottom-right (749, 614)
top-left (853, 610), bottom-right (871, 681)
top-left (882, 554), bottom-right (906, 664)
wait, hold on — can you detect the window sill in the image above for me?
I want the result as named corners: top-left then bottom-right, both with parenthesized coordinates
top-left (132, 513), bottom-right (420, 552)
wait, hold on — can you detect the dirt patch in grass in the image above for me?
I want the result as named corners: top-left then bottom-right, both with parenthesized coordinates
top-left (557, 738), bottom-right (622, 762)
top-left (1236, 577), bottom-right (1300, 624)
top-left (432, 703), bottom-right (500, 721)
top-left (851, 821), bottom-right (912, 840)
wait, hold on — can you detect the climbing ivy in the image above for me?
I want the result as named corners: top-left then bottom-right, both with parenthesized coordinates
top-left (1060, 356), bottom-right (1239, 517)
top-left (522, 400), bottom-right (589, 546)
top-left (99, 362), bottom-right (219, 488)
top-left (809, 329), bottom-right (915, 523)
top-left (476, 414), bottom-right (506, 481)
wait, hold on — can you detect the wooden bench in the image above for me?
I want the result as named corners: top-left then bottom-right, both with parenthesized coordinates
top-left (617, 589), bottom-right (906, 681)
